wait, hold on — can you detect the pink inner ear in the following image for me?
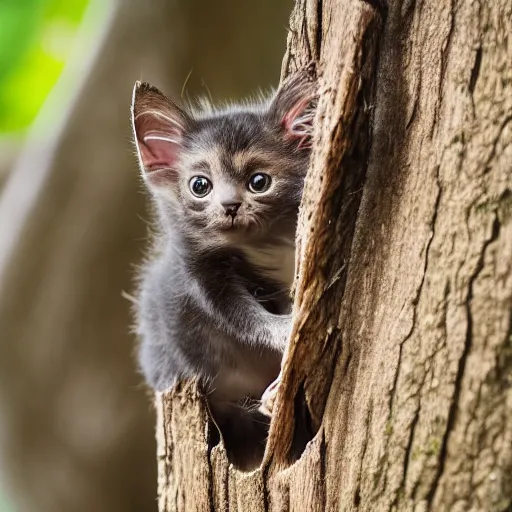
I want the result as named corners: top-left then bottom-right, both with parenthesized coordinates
top-left (282, 95), bottom-right (315, 149)
top-left (140, 132), bottom-right (181, 170)
top-left (134, 111), bottom-right (183, 175)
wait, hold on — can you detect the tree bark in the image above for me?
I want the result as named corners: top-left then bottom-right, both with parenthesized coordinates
top-left (157, 0), bottom-right (512, 510)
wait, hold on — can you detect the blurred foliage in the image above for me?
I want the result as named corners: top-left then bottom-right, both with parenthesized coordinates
top-left (0, 3), bottom-right (90, 508)
top-left (0, 0), bottom-right (89, 134)
top-left (0, 492), bottom-right (14, 512)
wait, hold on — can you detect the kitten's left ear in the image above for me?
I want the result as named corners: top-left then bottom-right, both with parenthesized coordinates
top-left (131, 81), bottom-right (191, 186)
top-left (269, 72), bottom-right (317, 149)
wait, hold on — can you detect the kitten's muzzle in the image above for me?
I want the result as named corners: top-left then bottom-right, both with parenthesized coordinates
top-left (222, 202), bottom-right (241, 217)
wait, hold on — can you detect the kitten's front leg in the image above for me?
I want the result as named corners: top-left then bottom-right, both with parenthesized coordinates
top-left (258, 312), bottom-right (295, 417)
top-left (265, 312), bottom-right (292, 352)
top-left (209, 282), bottom-right (292, 353)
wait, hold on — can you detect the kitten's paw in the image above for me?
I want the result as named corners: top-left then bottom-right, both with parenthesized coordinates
top-left (259, 375), bottom-right (281, 417)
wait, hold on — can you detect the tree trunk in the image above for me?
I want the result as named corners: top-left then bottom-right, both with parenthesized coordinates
top-left (157, 0), bottom-right (512, 510)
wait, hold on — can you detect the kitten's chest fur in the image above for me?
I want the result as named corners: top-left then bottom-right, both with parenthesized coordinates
top-left (239, 239), bottom-right (296, 289)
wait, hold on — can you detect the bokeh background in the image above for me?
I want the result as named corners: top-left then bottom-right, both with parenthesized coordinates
top-left (0, 1), bottom-right (292, 510)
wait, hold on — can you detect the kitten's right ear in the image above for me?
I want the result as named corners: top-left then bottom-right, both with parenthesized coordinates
top-left (131, 81), bottom-right (190, 186)
top-left (269, 72), bottom-right (317, 150)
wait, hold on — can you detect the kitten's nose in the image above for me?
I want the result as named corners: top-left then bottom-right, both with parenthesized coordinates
top-left (222, 202), bottom-right (241, 216)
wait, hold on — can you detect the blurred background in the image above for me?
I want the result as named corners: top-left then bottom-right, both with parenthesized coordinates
top-left (0, 1), bottom-right (292, 510)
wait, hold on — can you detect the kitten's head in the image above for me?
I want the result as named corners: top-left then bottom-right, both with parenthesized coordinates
top-left (131, 74), bottom-right (316, 244)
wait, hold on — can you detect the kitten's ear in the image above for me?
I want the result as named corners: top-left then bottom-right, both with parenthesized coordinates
top-left (269, 72), bottom-right (317, 150)
top-left (131, 81), bottom-right (191, 185)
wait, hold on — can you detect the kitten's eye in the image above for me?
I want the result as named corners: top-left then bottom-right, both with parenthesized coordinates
top-left (189, 176), bottom-right (212, 197)
top-left (248, 173), bottom-right (271, 193)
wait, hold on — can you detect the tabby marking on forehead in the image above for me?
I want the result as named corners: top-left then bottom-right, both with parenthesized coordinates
top-left (232, 150), bottom-right (266, 171)
top-left (181, 147), bottom-right (222, 174)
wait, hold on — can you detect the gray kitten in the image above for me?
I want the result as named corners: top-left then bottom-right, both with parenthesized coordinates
top-left (131, 74), bottom-right (315, 468)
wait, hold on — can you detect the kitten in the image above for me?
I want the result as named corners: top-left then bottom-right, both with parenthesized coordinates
top-left (131, 73), bottom-right (315, 468)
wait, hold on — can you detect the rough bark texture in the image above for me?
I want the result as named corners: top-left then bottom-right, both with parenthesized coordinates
top-left (157, 0), bottom-right (512, 510)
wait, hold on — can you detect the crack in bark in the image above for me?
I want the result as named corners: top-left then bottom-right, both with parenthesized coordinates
top-left (468, 46), bottom-right (483, 95)
top-left (385, 166), bottom-right (443, 508)
top-left (316, 0), bottom-right (323, 58)
top-left (205, 424), bottom-right (216, 512)
top-left (301, 10), bottom-right (313, 63)
top-left (262, 463), bottom-right (270, 512)
top-left (431, 0), bottom-right (456, 139)
top-left (288, 381), bottom-right (315, 463)
top-left (468, 52), bottom-right (481, 118)
top-left (406, 95), bottom-right (419, 130)
top-left (399, 405), bottom-right (421, 498)
top-left (409, 280), bottom-right (452, 502)
top-left (318, 432), bottom-right (327, 508)
top-left (404, 27), bottom-right (420, 131)
top-left (469, 0), bottom-right (484, 118)
top-left (426, 213), bottom-right (502, 510)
